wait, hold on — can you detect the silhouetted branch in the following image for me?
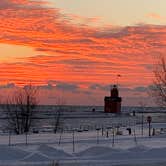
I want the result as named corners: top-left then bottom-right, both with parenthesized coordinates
top-left (3, 84), bottom-right (39, 134)
top-left (150, 56), bottom-right (166, 107)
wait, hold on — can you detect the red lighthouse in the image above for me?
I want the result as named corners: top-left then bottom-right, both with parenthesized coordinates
top-left (104, 85), bottom-right (122, 113)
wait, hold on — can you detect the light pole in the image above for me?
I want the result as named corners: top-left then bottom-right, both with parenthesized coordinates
top-left (147, 116), bottom-right (152, 137)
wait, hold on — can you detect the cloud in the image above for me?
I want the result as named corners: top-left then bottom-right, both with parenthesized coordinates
top-left (88, 84), bottom-right (150, 93)
top-left (37, 83), bottom-right (54, 90)
top-left (147, 13), bottom-right (163, 20)
top-left (133, 86), bottom-right (148, 92)
top-left (36, 81), bottom-right (79, 92)
top-left (0, 0), bottom-right (165, 105)
top-left (89, 84), bottom-right (109, 91)
top-left (0, 81), bottom-right (154, 106)
top-left (66, 14), bottom-right (102, 26)
top-left (55, 82), bottom-right (79, 91)
top-left (0, 83), bottom-right (16, 89)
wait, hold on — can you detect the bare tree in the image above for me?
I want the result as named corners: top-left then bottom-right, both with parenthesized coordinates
top-left (3, 84), bottom-right (38, 134)
top-left (150, 56), bottom-right (166, 107)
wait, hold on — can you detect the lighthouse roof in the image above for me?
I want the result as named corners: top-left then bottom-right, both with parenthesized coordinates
top-left (111, 85), bottom-right (119, 97)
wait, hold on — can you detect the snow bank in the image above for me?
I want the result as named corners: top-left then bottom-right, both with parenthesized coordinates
top-left (77, 146), bottom-right (122, 157)
top-left (128, 145), bottom-right (149, 152)
top-left (21, 152), bottom-right (50, 162)
top-left (77, 145), bottom-right (154, 161)
top-left (144, 148), bottom-right (166, 158)
top-left (0, 145), bottom-right (29, 161)
top-left (101, 146), bottom-right (166, 161)
top-left (37, 144), bottom-right (71, 159)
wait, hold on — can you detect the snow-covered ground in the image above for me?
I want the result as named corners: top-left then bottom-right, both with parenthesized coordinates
top-left (0, 123), bottom-right (166, 165)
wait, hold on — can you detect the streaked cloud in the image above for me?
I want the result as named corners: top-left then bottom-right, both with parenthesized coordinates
top-left (147, 13), bottom-right (162, 20)
top-left (0, 83), bottom-right (16, 89)
top-left (0, 0), bottom-right (165, 105)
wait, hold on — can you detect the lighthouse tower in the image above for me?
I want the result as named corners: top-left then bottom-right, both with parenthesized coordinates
top-left (104, 85), bottom-right (122, 113)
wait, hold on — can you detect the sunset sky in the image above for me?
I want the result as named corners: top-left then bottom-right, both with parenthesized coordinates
top-left (0, 0), bottom-right (166, 106)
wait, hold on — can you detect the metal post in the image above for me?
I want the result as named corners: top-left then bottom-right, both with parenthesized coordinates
top-left (133, 128), bottom-right (137, 145)
top-left (112, 128), bottom-right (115, 147)
top-left (72, 129), bottom-right (75, 153)
top-left (102, 125), bottom-right (104, 136)
top-left (96, 128), bottom-right (100, 144)
top-left (8, 131), bottom-right (11, 146)
top-left (141, 112), bottom-right (144, 136)
top-left (58, 128), bottom-right (63, 146)
top-left (25, 132), bottom-right (28, 145)
top-left (149, 122), bottom-right (151, 137)
top-left (106, 127), bottom-right (112, 138)
top-left (147, 116), bottom-right (152, 137)
top-left (106, 130), bottom-right (109, 138)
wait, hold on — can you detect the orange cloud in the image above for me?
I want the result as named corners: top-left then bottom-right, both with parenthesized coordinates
top-left (147, 13), bottom-right (162, 20)
top-left (0, 0), bottom-right (165, 105)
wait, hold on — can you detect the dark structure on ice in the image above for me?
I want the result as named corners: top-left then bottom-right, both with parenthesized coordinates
top-left (104, 85), bottom-right (122, 113)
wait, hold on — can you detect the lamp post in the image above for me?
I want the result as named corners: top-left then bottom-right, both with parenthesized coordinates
top-left (147, 116), bottom-right (152, 137)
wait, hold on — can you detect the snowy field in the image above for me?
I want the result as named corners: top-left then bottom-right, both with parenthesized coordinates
top-left (1, 123), bottom-right (166, 165)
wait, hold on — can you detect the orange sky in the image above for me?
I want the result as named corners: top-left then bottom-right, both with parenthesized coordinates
top-left (0, 0), bottom-right (166, 106)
